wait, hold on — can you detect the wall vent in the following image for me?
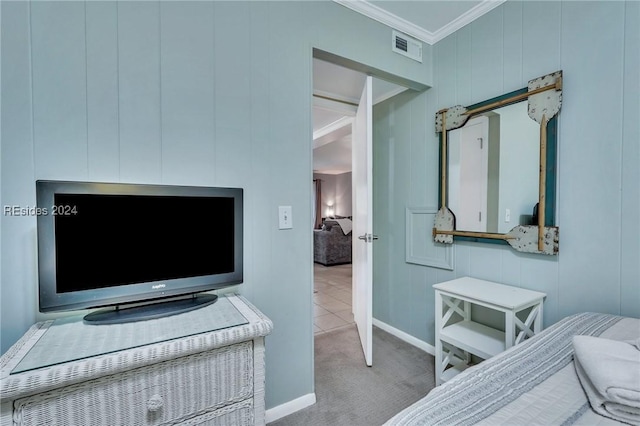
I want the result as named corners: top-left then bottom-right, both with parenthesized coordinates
top-left (392, 30), bottom-right (422, 63)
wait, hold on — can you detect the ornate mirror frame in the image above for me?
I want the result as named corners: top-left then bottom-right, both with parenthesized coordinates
top-left (433, 71), bottom-right (563, 255)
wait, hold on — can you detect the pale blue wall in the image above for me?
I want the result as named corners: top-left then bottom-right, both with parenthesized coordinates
top-left (374, 1), bottom-right (639, 345)
top-left (0, 0), bottom-right (432, 409)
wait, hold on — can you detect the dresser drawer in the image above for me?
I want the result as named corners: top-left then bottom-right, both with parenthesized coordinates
top-left (13, 342), bottom-right (253, 426)
top-left (180, 399), bottom-right (254, 425)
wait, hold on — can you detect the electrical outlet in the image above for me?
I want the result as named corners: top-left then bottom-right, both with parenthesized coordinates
top-left (279, 206), bottom-right (293, 229)
top-left (505, 209), bottom-right (511, 222)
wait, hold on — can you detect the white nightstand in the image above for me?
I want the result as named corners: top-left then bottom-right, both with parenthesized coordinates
top-left (434, 277), bottom-right (546, 385)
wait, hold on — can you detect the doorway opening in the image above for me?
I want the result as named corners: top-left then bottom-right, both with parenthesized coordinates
top-left (312, 57), bottom-right (358, 338)
top-left (311, 54), bottom-right (408, 362)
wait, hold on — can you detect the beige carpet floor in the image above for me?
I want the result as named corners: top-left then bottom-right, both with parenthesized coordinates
top-left (269, 325), bottom-right (435, 426)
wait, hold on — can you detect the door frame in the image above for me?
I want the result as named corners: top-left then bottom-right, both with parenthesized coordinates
top-left (309, 48), bottom-right (422, 365)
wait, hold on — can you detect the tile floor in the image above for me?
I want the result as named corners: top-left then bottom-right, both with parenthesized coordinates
top-left (314, 263), bottom-right (354, 335)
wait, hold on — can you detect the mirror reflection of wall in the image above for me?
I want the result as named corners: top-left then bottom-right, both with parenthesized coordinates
top-left (448, 101), bottom-right (539, 234)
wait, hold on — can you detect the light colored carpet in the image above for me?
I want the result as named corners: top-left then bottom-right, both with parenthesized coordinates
top-left (269, 325), bottom-right (435, 426)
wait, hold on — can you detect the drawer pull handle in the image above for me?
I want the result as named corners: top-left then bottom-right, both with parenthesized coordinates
top-left (147, 394), bottom-right (164, 412)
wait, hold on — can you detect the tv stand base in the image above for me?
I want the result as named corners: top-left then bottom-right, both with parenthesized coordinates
top-left (83, 293), bottom-right (218, 324)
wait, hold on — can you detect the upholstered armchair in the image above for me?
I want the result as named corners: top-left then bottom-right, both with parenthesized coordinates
top-left (313, 220), bottom-right (352, 266)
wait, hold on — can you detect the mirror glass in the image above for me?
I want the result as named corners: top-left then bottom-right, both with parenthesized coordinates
top-left (447, 101), bottom-right (539, 234)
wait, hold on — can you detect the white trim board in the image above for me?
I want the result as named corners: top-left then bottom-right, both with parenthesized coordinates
top-left (333, 0), bottom-right (507, 46)
top-left (373, 318), bottom-right (435, 356)
top-left (405, 207), bottom-right (454, 270)
top-left (265, 393), bottom-right (317, 423)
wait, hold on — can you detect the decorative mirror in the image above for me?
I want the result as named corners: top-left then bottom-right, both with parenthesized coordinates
top-left (433, 71), bottom-right (562, 255)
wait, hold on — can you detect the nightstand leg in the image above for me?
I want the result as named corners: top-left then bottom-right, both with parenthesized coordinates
top-left (505, 313), bottom-right (515, 349)
top-left (435, 291), bottom-right (443, 386)
top-left (463, 300), bottom-right (471, 364)
top-left (535, 303), bottom-right (543, 333)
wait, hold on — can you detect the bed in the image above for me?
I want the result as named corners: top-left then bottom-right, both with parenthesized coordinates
top-left (385, 312), bottom-right (640, 426)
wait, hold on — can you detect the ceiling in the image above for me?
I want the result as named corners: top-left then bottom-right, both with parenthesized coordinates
top-left (312, 59), bottom-right (407, 175)
top-left (313, 0), bottom-right (505, 175)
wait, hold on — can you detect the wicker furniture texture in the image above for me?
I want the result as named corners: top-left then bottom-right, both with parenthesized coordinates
top-left (0, 295), bottom-right (273, 426)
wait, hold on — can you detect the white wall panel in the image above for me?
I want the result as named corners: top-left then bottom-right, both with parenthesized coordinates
top-left (407, 264), bottom-right (430, 340)
top-left (243, 2), bottom-right (273, 307)
top-left (499, 249), bottom-right (521, 288)
top-left (86, 2), bottom-right (119, 182)
top-left (520, 255), bottom-right (559, 328)
top-left (388, 97), bottom-right (414, 335)
top-left (455, 26), bottom-right (473, 107)
top-left (454, 243), bottom-right (472, 278)
top-left (620, 1), bottom-right (640, 317)
top-left (470, 7), bottom-right (503, 103)
top-left (409, 92), bottom-right (428, 207)
top-left (31, 2), bottom-right (88, 180)
top-left (210, 1), bottom-right (253, 190)
top-left (213, 2), bottom-right (251, 138)
top-left (502, 1), bottom-right (524, 91)
top-left (160, 2), bottom-right (215, 186)
top-left (373, 90), bottom-right (436, 339)
top-left (557, 1), bottom-right (624, 317)
top-left (1, 1), bottom-right (37, 357)
top-left (435, 35), bottom-right (457, 108)
top-left (468, 244), bottom-right (502, 283)
top-left (117, 2), bottom-right (161, 183)
top-left (405, 207), bottom-right (453, 271)
top-left (522, 1), bottom-right (561, 81)
top-left (373, 101), bottom-right (393, 322)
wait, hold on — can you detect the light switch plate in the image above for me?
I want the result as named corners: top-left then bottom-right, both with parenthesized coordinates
top-left (279, 206), bottom-right (293, 229)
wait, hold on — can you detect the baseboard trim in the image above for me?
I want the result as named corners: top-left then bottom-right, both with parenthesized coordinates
top-left (373, 318), bottom-right (435, 356)
top-left (265, 393), bottom-right (316, 423)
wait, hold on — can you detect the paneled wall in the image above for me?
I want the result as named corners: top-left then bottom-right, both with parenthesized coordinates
top-left (1, 1), bottom-right (432, 409)
top-left (373, 1), bottom-right (639, 345)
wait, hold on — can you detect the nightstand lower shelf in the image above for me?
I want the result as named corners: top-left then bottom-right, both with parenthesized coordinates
top-left (440, 320), bottom-right (506, 359)
top-left (434, 277), bottom-right (546, 385)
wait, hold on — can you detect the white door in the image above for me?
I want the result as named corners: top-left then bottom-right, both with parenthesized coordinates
top-left (352, 76), bottom-right (373, 366)
top-left (457, 117), bottom-right (488, 232)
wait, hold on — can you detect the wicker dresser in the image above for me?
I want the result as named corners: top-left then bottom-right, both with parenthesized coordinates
top-left (0, 295), bottom-right (273, 426)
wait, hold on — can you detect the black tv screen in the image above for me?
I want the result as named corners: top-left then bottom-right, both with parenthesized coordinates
top-left (36, 181), bottom-right (243, 316)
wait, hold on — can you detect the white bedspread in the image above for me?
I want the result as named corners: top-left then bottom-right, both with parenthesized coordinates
top-left (385, 313), bottom-right (640, 426)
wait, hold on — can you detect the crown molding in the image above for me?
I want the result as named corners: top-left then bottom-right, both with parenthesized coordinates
top-left (334, 0), bottom-right (436, 44)
top-left (432, 0), bottom-right (507, 43)
top-left (333, 0), bottom-right (507, 46)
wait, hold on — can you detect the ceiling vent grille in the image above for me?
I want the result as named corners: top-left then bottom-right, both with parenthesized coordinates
top-left (392, 30), bottom-right (422, 63)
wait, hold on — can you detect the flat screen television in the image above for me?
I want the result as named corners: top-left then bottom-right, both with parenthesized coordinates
top-left (36, 180), bottom-right (243, 324)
